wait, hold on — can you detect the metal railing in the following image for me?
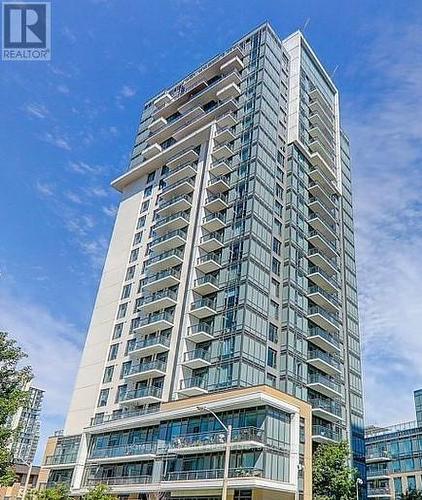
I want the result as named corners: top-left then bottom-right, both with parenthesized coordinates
top-left (309, 398), bottom-right (342, 418)
top-left (85, 476), bottom-right (152, 486)
top-left (120, 386), bottom-right (162, 402)
top-left (197, 253), bottom-right (221, 266)
top-left (194, 275), bottom-right (219, 287)
top-left (313, 425), bottom-right (341, 441)
top-left (308, 305), bottom-right (339, 326)
top-left (180, 377), bottom-right (208, 390)
top-left (183, 348), bottom-right (211, 363)
top-left (89, 442), bottom-right (157, 460)
top-left (164, 467), bottom-right (263, 481)
top-left (147, 248), bottom-right (184, 267)
top-left (308, 348), bottom-right (340, 370)
top-left (168, 427), bottom-right (264, 450)
top-left (137, 311), bottom-right (174, 328)
top-left (89, 407), bottom-right (159, 427)
top-left (143, 268), bottom-right (181, 287)
top-left (150, 229), bottom-right (187, 248)
top-left (201, 232), bottom-right (224, 244)
top-left (191, 298), bottom-right (217, 311)
top-left (139, 289), bottom-right (178, 308)
top-left (158, 193), bottom-right (193, 212)
top-left (308, 265), bottom-right (339, 288)
top-left (155, 210), bottom-right (190, 229)
top-left (127, 360), bottom-right (167, 377)
top-left (308, 229), bottom-right (338, 253)
top-left (308, 373), bottom-right (341, 394)
top-left (129, 335), bottom-right (171, 353)
top-left (308, 326), bottom-right (340, 348)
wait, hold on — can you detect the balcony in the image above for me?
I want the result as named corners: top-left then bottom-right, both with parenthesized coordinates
top-left (204, 193), bottom-right (229, 213)
top-left (190, 298), bottom-right (217, 319)
top-left (216, 82), bottom-right (241, 101)
top-left (307, 247), bottom-right (338, 276)
top-left (167, 147), bottom-right (200, 170)
top-left (120, 386), bottom-right (163, 405)
top-left (214, 127), bottom-right (236, 145)
top-left (150, 229), bottom-right (187, 254)
top-left (85, 476), bottom-right (152, 487)
top-left (308, 213), bottom-right (337, 241)
top-left (202, 212), bottom-right (226, 232)
top-left (187, 323), bottom-right (214, 342)
top-left (308, 347), bottom-right (341, 376)
top-left (309, 139), bottom-right (335, 171)
top-left (154, 211), bottom-right (190, 235)
top-left (193, 275), bottom-right (219, 295)
top-left (308, 265), bottom-right (339, 294)
top-left (367, 469), bottom-right (390, 480)
top-left (138, 289), bottom-right (178, 314)
top-left (167, 427), bottom-right (265, 455)
top-left (308, 97), bottom-right (334, 131)
top-left (309, 397), bottom-right (343, 423)
top-left (89, 442), bottom-right (157, 462)
top-left (309, 87), bottom-right (334, 118)
top-left (312, 424), bottom-right (341, 444)
top-left (148, 107), bottom-right (205, 146)
top-left (125, 360), bottom-right (167, 381)
top-left (310, 150), bottom-right (336, 182)
top-left (149, 116), bottom-right (167, 133)
top-left (161, 176), bottom-right (195, 200)
top-left (308, 180), bottom-right (337, 212)
top-left (308, 373), bottom-right (342, 399)
top-left (128, 335), bottom-right (170, 357)
top-left (134, 311), bottom-right (174, 335)
top-left (308, 284), bottom-right (340, 313)
top-left (309, 196), bottom-right (337, 227)
top-left (142, 143), bottom-right (162, 160)
top-left (367, 487), bottom-right (391, 498)
top-left (216, 112), bottom-right (237, 129)
top-left (166, 162), bottom-right (197, 186)
top-left (207, 174), bottom-right (230, 194)
top-left (45, 453), bottom-right (78, 467)
top-left (156, 194), bottom-right (193, 218)
top-left (307, 229), bottom-right (338, 259)
top-left (142, 268), bottom-right (181, 293)
top-left (308, 326), bottom-right (340, 354)
top-left (309, 126), bottom-right (335, 158)
top-left (178, 377), bottom-right (208, 397)
top-left (308, 305), bottom-right (340, 333)
top-left (154, 91), bottom-right (173, 108)
top-left (309, 111), bottom-right (334, 139)
top-left (366, 451), bottom-right (391, 464)
top-left (209, 161), bottom-right (232, 177)
top-left (183, 348), bottom-right (211, 369)
top-left (164, 467), bottom-right (263, 482)
top-left (212, 143), bottom-right (234, 162)
top-left (196, 253), bottom-right (221, 273)
top-left (199, 232), bottom-right (224, 252)
top-left (146, 247), bottom-right (184, 273)
top-left (309, 167), bottom-right (338, 197)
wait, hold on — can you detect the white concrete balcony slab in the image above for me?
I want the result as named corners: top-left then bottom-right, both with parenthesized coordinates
top-left (309, 197), bottom-right (337, 228)
top-left (307, 248), bottom-right (338, 276)
top-left (216, 82), bottom-right (241, 101)
top-left (308, 181), bottom-right (337, 213)
top-left (166, 163), bottom-right (197, 185)
top-left (309, 126), bottom-right (335, 156)
top-left (146, 247), bottom-right (184, 273)
top-left (209, 161), bottom-right (232, 177)
top-left (309, 139), bottom-right (335, 171)
top-left (220, 55), bottom-right (244, 72)
top-left (310, 398), bottom-right (343, 423)
top-left (308, 373), bottom-right (342, 399)
top-left (308, 285), bottom-right (339, 313)
top-left (167, 148), bottom-right (200, 170)
top-left (134, 311), bottom-right (175, 335)
top-left (216, 112), bottom-right (237, 129)
top-left (142, 268), bottom-right (181, 293)
top-left (161, 177), bottom-right (195, 200)
top-left (196, 253), bottom-right (221, 274)
top-left (212, 144), bottom-right (234, 162)
top-left (182, 348), bottom-right (211, 369)
top-left (308, 326), bottom-right (340, 354)
top-left (214, 127), bottom-right (236, 145)
top-left (138, 289), bottom-right (178, 314)
top-left (154, 211), bottom-right (190, 235)
top-left (148, 116), bottom-right (167, 133)
top-left (187, 323), bottom-right (214, 342)
top-left (199, 232), bottom-right (224, 252)
top-left (190, 298), bottom-right (217, 319)
top-left (308, 305), bottom-right (340, 333)
top-left (156, 194), bottom-right (193, 218)
top-left (309, 87), bottom-right (334, 117)
top-left (308, 265), bottom-right (339, 294)
top-left (142, 143), bottom-right (162, 160)
top-left (128, 335), bottom-right (170, 358)
top-left (148, 107), bottom-right (205, 146)
top-left (154, 92), bottom-right (173, 109)
top-left (207, 174), bottom-right (230, 193)
top-left (193, 275), bottom-right (219, 295)
top-left (202, 212), bottom-right (226, 232)
top-left (125, 360), bottom-right (167, 382)
top-left (307, 229), bottom-right (338, 260)
top-left (178, 377), bottom-right (208, 397)
top-left (204, 193), bottom-right (229, 213)
top-left (308, 214), bottom-right (337, 241)
top-left (309, 166), bottom-right (338, 196)
top-left (310, 151), bottom-right (336, 182)
top-left (149, 229), bottom-right (187, 254)
top-left (307, 348), bottom-right (341, 377)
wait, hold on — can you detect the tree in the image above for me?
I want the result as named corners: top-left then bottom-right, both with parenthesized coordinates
top-left (313, 441), bottom-right (359, 500)
top-left (30, 484), bottom-right (70, 500)
top-left (401, 490), bottom-right (422, 500)
top-left (0, 331), bottom-right (32, 486)
top-left (83, 484), bottom-right (114, 500)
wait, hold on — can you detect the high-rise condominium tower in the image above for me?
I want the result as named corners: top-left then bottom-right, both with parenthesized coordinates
top-left (42, 23), bottom-right (365, 497)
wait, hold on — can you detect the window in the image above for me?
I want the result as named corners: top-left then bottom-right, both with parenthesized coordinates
top-left (113, 323), bottom-right (123, 339)
top-left (147, 172), bottom-right (155, 184)
top-left (269, 323), bottom-right (278, 343)
top-left (121, 284), bottom-right (132, 300)
top-left (108, 344), bottom-right (119, 361)
top-left (161, 165), bottom-right (169, 176)
top-left (115, 384), bottom-right (127, 403)
top-left (141, 200), bottom-right (149, 212)
top-left (144, 185), bottom-right (152, 197)
top-left (271, 279), bottom-right (280, 298)
top-left (102, 366), bottom-right (114, 383)
top-left (117, 303), bottom-right (127, 319)
top-left (272, 257), bottom-right (281, 275)
top-left (125, 266), bottom-right (135, 281)
top-left (137, 216), bottom-right (146, 229)
top-left (129, 248), bottom-right (139, 263)
top-left (121, 361), bottom-right (132, 378)
top-left (133, 232), bottom-right (142, 245)
top-left (267, 348), bottom-right (277, 368)
top-left (394, 478), bottom-right (402, 495)
top-left (270, 300), bottom-right (279, 320)
top-left (97, 389), bottom-right (109, 407)
top-left (272, 238), bottom-right (282, 256)
top-left (407, 476), bottom-right (416, 491)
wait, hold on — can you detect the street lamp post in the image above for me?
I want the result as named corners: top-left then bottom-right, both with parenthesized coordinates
top-left (356, 477), bottom-right (363, 500)
top-left (21, 461), bottom-right (33, 500)
top-left (197, 406), bottom-right (232, 500)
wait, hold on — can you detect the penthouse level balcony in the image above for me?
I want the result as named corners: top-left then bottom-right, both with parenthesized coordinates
top-left (307, 347), bottom-right (341, 377)
top-left (196, 252), bottom-right (221, 273)
top-left (154, 210), bottom-right (190, 235)
top-left (308, 326), bottom-right (340, 354)
top-left (309, 166), bottom-right (339, 197)
top-left (134, 311), bottom-right (174, 335)
top-left (199, 232), bottom-right (224, 252)
top-left (193, 275), bottom-right (219, 295)
top-left (307, 229), bottom-right (338, 260)
top-left (142, 268), bottom-right (181, 293)
top-left (204, 193), bottom-right (229, 213)
top-left (187, 323), bottom-right (214, 342)
top-left (308, 373), bottom-right (342, 399)
top-left (310, 150), bottom-right (337, 183)
top-left (308, 214), bottom-right (337, 241)
top-left (202, 212), bottom-right (226, 232)
top-left (308, 196), bottom-right (337, 227)
top-left (128, 335), bottom-right (170, 357)
top-left (166, 427), bottom-right (265, 455)
top-left (183, 348), bottom-right (211, 369)
top-left (367, 487), bottom-right (392, 498)
top-left (308, 284), bottom-right (340, 313)
top-left (163, 467), bottom-right (263, 482)
top-left (45, 453), bottom-right (78, 467)
top-left (120, 386), bottom-right (163, 405)
top-left (85, 476), bottom-right (152, 487)
top-left (165, 161), bottom-right (197, 186)
top-left (88, 442), bottom-right (157, 462)
top-left (207, 173), bottom-right (231, 193)
top-left (308, 305), bottom-right (340, 333)
top-left (125, 360), bottom-right (167, 382)
top-left (161, 176), bottom-right (196, 200)
top-left (146, 247), bottom-right (184, 273)
top-left (309, 397), bottom-right (343, 423)
top-left (138, 289), bottom-right (178, 314)
top-left (308, 265), bottom-right (339, 294)
top-left (178, 376), bottom-right (208, 397)
top-left (156, 194), bottom-right (192, 218)
top-left (190, 298), bottom-right (217, 319)
top-left (312, 424), bottom-right (341, 444)
top-left (149, 229), bottom-right (187, 254)
top-left (307, 247), bottom-right (338, 276)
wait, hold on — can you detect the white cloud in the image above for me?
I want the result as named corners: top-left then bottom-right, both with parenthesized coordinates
top-left (102, 204), bottom-right (117, 217)
top-left (120, 85), bottom-right (136, 98)
top-left (36, 181), bottom-right (55, 197)
top-left (25, 103), bottom-right (49, 119)
top-left (42, 132), bottom-right (71, 151)
top-left (57, 84), bottom-right (70, 94)
top-left (68, 161), bottom-right (103, 176)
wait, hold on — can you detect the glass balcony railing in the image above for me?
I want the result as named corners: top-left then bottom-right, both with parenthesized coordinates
top-left (308, 284), bottom-right (340, 306)
top-left (89, 442), bottom-right (157, 460)
top-left (168, 427), bottom-right (264, 450)
top-left (137, 311), bottom-right (174, 328)
top-left (308, 247), bottom-right (339, 270)
top-left (308, 265), bottom-right (339, 288)
top-left (161, 176), bottom-right (195, 195)
top-left (312, 425), bottom-right (341, 441)
top-left (308, 305), bottom-right (340, 326)
top-left (367, 469), bottom-right (389, 478)
top-left (129, 335), bottom-right (171, 353)
top-left (89, 407), bottom-right (160, 426)
top-left (150, 229), bottom-right (187, 248)
top-left (308, 214), bottom-right (337, 235)
top-left (147, 247), bottom-right (184, 267)
top-left (203, 212), bottom-right (226, 224)
top-left (45, 453), bottom-right (78, 465)
top-left (367, 487), bottom-right (391, 496)
top-left (143, 268), bottom-right (181, 286)
top-left (200, 232), bottom-right (224, 244)
top-left (197, 253), bottom-right (221, 266)
top-left (188, 323), bottom-right (214, 336)
top-left (85, 476), bottom-right (152, 487)
top-left (308, 229), bottom-right (338, 253)
top-left (194, 275), bottom-right (219, 287)
top-left (155, 210), bottom-right (190, 229)
top-left (308, 348), bottom-right (340, 370)
top-left (183, 348), bottom-right (211, 363)
top-left (308, 373), bottom-right (341, 394)
top-left (309, 397), bottom-right (342, 418)
top-left (158, 193), bottom-right (193, 212)
top-left (308, 326), bottom-right (340, 348)
top-left (179, 377), bottom-right (208, 390)
top-left (139, 289), bottom-right (178, 308)
top-left (164, 467), bottom-right (263, 481)
top-left (120, 386), bottom-right (162, 402)
top-left (191, 298), bottom-right (217, 311)
top-left (205, 193), bottom-right (228, 205)
top-left (127, 360), bottom-right (167, 377)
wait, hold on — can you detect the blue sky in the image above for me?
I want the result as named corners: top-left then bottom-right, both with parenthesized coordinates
top-left (1, 0), bottom-right (422, 463)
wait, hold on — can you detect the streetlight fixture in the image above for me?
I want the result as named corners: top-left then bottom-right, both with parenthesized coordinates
top-left (197, 405), bottom-right (232, 500)
top-left (356, 477), bottom-right (363, 500)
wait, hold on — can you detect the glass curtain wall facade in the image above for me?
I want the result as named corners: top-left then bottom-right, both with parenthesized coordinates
top-left (43, 23), bottom-right (364, 497)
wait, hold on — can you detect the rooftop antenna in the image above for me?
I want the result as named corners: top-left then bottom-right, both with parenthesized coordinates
top-left (331, 65), bottom-right (339, 78)
top-left (302, 18), bottom-right (311, 33)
